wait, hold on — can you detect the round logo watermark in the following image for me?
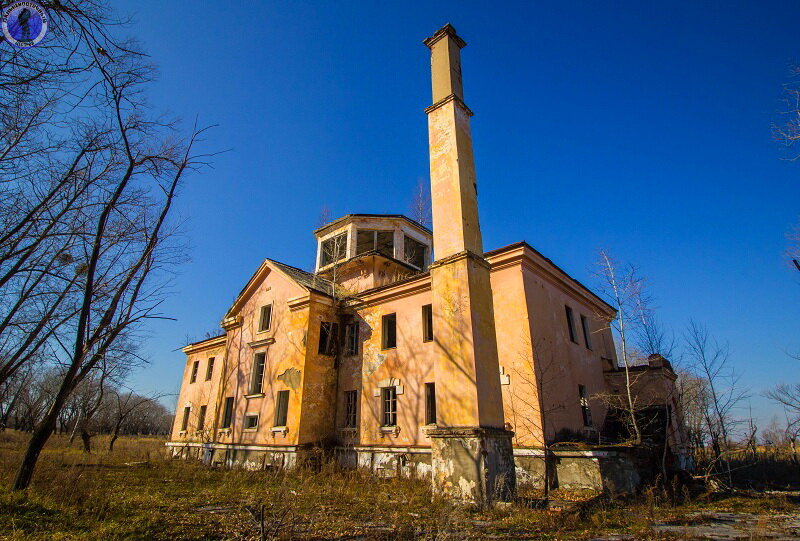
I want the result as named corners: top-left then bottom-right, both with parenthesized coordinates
top-left (2, 1), bottom-right (48, 48)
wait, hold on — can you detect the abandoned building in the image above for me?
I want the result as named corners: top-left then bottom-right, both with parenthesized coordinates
top-left (168, 24), bottom-right (689, 500)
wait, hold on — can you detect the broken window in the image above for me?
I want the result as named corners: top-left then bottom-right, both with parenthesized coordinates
top-left (190, 360), bottom-right (199, 383)
top-left (250, 353), bottom-right (266, 394)
top-left (381, 313), bottom-right (396, 349)
top-left (355, 229), bottom-right (394, 258)
top-left (258, 304), bottom-right (273, 332)
top-left (381, 386), bottom-right (397, 426)
top-left (344, 322), bottom-right (359, 356)
top-left (274, 390), bottom-right (289, 427)
top-left (422, 304), bottom-right (433, 342)
top-left (180, 406), bottom-right (190, 431)
top-left (565, 305), bottom-right (577, 344)
top-left (404, 235), bottom-right (427, 270)
top-left (318, 322), bottom-right (339, 356)
top-left (320, 232), bottom-right (347, 266)
top-left (244, 414), bottom-right (259, 430)
top-left (221, 397), bottom-right (234, 429)
top-left (580, 314), bottom-right (592, 351)
top-left (197, 405), bottom-right (207, 431)
top-left (579, 384), bottom-right (593, 427)
top-left (205, 357), bottom-right (215, 381)
top-left (425, 382), bottom-right (437, 425)
top-left (344, 390), bottom-right (357, 428)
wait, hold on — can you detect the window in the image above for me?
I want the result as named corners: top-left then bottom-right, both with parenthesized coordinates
top-left (190, 361), bottom-right (199, 383)
top-left (274, 390), bottom-right (289, 426)
top-left (221, 397), bottom-right (234, 429)
top-left (244, 414), bottom-right (259, 430)
top-left (344, 322), bottom-right (359, 356)
top-left (197, 405), bottom-right (207, 431)
top-left (205, 357), bottom-right (215, 381)
top-left (320, 232), bottom-right (347, 266)
top-left (579, 384), bottom-right (593, 427)
top-left (382, 313), bottom-right (397, 349)
top-left (404, 235), bottom-right (427, 270)
top-left (250, 353), bottom-right (266, 395)
top-left (425, 383), bottom-right (437, 425)
top-left (580, 315), bottom-right (592, 350)
top-left (381, 386), bottom-right (397, 426)
top-left (565, 305), bottom-right (577, 344)
top-left (258, 304), bottom-right (273, 332)
top-left (318, 322), bottom-right (339, 356)
top-left (180, 406), bottom-right (190, 431)
top-left (344, 390), bottom-right (357, 428)
top-left (355, 229), bottom-right (394, 257)
top-left (422, 304), bottom-right (433, 342)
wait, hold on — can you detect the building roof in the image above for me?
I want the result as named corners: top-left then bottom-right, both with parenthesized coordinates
top-left (313, 213), bottom-right (432, 236)
top-left (268, 259), bottom-right (338, 297)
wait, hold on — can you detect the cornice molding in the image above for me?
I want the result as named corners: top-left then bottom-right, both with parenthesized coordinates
top-left (424, 93), bottom-right (473, 117)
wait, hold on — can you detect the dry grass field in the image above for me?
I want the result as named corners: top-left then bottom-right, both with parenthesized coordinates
top-left (1, 431), bottom-right (798, 540)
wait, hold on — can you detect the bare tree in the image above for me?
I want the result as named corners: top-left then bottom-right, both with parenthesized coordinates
top-left (774, 65), bottom-right (800, 161)
top-left (409, 178), bottom-right (432, 228)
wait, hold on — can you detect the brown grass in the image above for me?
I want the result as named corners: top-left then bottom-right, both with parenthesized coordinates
top-left (0, 431), bottom-right (796, 540)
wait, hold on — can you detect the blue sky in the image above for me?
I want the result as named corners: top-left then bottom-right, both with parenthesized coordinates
top-left (118, 1), bottom-right (799, 427)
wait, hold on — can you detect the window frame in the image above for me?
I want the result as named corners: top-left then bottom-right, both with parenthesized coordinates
top-left (249, 352), bottom-right (266, 395)
top-left (258, 303), bottom-right (273, 333)
top-left (565, 305), bottom-right (578, 344)
top-left (318, 321), bottom-right (339, 356)
top-left (579, 384), bottom-right (593, 427)
top-left (381, 386), bottom-right (397, 427)
top-left (422, 304), bottom-right (433, 342)
top-left (274, 390), bottom-right (289, 427)
top-left (197, 405), bottom-right (207, 431)
top-left (425, 382), bottom-right (437, 425)
top-left (344, 322), bottom-right (359, 356)
top-left (205, 357), bottom-right (215, 381)
top-left (381, 313), bottom-right (397, 350)
top-left (320, 232), bottom-right (348, 267)
top-left (221, 397), bottom-right (234, 429)
top-left (344, 390), bottom-right (357, 428)
top-left (580, 314), bottom-right (592, 350)
top-left (243, 414), bottom-right (259, 430)
top-left (404, 235), bottom-right (427, 270)
top-left (355, 229), bottom-right (395, 258)
top-left (180, 406), bottom-right (190, 432)
top-left (189, 360), bottom-right (199, 383)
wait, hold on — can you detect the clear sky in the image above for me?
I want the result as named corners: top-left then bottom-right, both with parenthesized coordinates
top-left (117, 1), bottom-right (799, 428)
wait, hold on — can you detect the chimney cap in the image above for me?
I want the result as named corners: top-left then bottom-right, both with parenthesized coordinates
top-left (423, 23), bottom-right (466, 50)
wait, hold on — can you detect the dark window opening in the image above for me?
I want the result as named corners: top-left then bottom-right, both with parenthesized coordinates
top-left (250, 353), bottom-right (266, 394)
top-left (244, 414), bottom-right (259, 429)
top-left (321, 232), bottom-right (347, 266)
top-left (344, 390), bottom-right (357, 428)
top-left (344, 322), bottom-right (359, 356)
top-left (318, 322), bottom-right (339, 356)
top-left (221, 397), bottom-right (234, 429)
top-left (197, 405), bottom-right (207, 431)
top-left (579, 384), bottom-right (593, 427)
top-left (580, 314), bottom-right (592, 350)
top-left (425, 382), bottom-right (437, 425)
top-left (180, 406), bottom-right (190, 431)
top-left (404, 235), bottom-right (427, 270)
top-left (205, 357), bottom-right (215, 381)
top-left (382, 386), bottom-right (397, 426)
top-left (376, 231), bottom-right (394, 258)
top-left (422, 304), bottom-right (433, 342)
top-left (382, 314), bottom-right (397, 349)
top-left (190, 361), bottom-right (199, 383)
top-left (274, 390), bottom-right (289, 426)
top-left (565, 305), bottom-right (577, 344)
top-left (259, 304), bottom-right (273, 332)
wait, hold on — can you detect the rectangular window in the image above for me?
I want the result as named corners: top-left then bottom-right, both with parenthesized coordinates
top-left (250, 353), bottom-right (266, 394)
top-left (355, 230), bottom-right (395, 258)
top-left (197, 405), bottom-right (207, 431)
top-left (244, 414), bottom-right (259, 430)
top-left (320, 232), bottom-right (347, 266)
top-left (258, 304), bottom-right (273, 332)
top-left (221, 397), bottom-right (234, 429)
top-left (190, 361), bottom-right (199, 383)
top-left (205, 357), bottom-right (215, 381)
top-left (404, 235), bottom-right (427, 270)
top-left (422, 304), bottom-right (433, 342)
top-left (344, 390), bottom-right (357, 428)
top-left (580, 314), bottom-right (592, 350)
top-left (425, 382), bottom-right (437, 425)
top-left (376, 231), bottom-right (394, 258)
top-left (565, 305), bottom-right (577, 344)
top-left (344, 322), bottom-right (359, 356)
top-left (274, 390), bottom-right (289, 426)
top-left (381, 386), bottom-right (397, 426)
top-left (579, 384), bottom-right (593, 427)
top-left (180, 406), bottom-right (190, 431)
top-left (356, 230), bottom-right (374, 255)
top-left (318, 322), bottom-right (339, 355)
top-left (382, 313), bottom-right (397, 350)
